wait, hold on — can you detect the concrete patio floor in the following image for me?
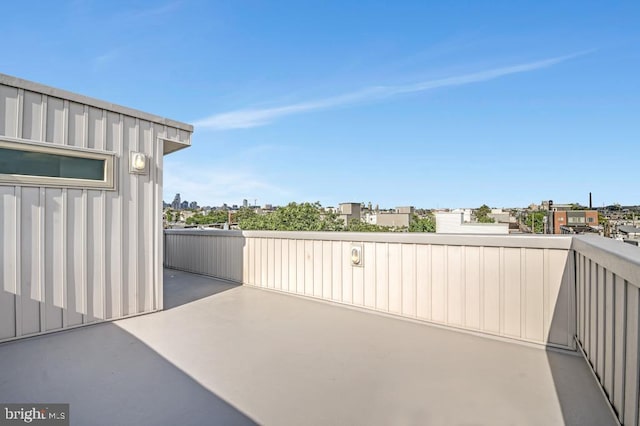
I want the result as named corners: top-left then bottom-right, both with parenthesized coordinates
top-left (0, 269), bottom-right (616, 425)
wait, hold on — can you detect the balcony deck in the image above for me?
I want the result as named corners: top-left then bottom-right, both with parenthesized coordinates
top-left (0, 269), bottom-right (616, 425)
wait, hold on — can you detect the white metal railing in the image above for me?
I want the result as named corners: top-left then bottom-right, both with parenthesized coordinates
top-left (572, 235), bottom-right (640, 424)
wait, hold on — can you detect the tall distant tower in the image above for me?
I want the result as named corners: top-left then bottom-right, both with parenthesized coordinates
top-left (243, 199), bottom-right (248, 208)
top-left (171, 193), bottom-right (181, 210)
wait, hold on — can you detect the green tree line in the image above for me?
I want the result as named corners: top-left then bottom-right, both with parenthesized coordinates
top-left (177, 202), bottom-right (436, 233)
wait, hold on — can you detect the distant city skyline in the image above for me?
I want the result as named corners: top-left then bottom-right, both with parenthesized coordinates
top-left (3, 1), bottom-right (638, 207)
top-left (163, 194), bottom-right (635, 212)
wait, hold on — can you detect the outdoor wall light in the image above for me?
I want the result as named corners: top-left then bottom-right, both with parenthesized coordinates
top-left (351, 244), bottom-right (363, 267)
top-left (129, 151), bottom-right (147, 174)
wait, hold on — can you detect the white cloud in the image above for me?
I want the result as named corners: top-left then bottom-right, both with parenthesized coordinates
top-left (163, 160), bottom-right (291, 207)
top-left (194, 51), bottom-right (590, 130)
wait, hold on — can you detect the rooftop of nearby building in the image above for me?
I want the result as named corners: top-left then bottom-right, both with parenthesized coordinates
top-left (619, 225), bottom-right (640, 234)
top-left (0, 269), bottom-right (616, 426)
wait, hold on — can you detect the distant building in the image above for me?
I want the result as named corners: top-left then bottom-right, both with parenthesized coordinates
top-left (243, 199), bottom-right (248, 208)
top-left (488, 208), bottom-right (512, 224)
top-left (189, 201), bottom-right (198, 209)
top-left (546, 208), bottom-right (598, 234)
top-left (371, 206), bottom-right (415, 228)
top-left (452, 208), bottom-right (472, 222)
top-left (339, 202), bottom-right (361, 226)
top-left (171, 193), bottom-right (181, 210)
top-left (618, 225), bottom-right (640, 240)
top-left (180, 200), bottom-right (189, 210)
top-left (435, 212), bottom-right (509, 234)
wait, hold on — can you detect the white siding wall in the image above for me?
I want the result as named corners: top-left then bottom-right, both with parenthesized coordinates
top-left (164, 230), bottom-right (575, 349)
top-left (0, 80), bottom-right (190, 342)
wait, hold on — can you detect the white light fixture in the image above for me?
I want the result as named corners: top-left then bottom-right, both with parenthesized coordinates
top-left (351, 243), bottom-right (363, 267)
top-left (129, 151), bottom-right (147, 174)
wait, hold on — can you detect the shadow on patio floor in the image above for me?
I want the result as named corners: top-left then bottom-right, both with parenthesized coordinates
top-left (163, 269), bottom-right (240, 310)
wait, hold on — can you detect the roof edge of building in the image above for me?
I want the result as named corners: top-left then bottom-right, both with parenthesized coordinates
top-left (0, 72), bottom-right (193, 133)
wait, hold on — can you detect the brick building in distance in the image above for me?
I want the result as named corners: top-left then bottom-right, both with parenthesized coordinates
top-left (545, 201), bottom-right (599, 234)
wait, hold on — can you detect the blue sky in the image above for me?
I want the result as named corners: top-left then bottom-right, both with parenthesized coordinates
top-left (3, 1), bottom-right (639, 209)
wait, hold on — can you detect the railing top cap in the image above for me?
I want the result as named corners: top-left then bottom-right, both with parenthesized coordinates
top-left (164, 229), bottom-right (573, 249)
top-left (572, 235), bottom-right (640, 286)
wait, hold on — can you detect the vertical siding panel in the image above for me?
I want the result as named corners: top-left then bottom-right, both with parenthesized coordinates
top-left (86, 192), bottom-right (104, 321)
top-left (67, 103), bottom-right (89, 326)
top-left (431, 245), bottom-right (446, 322)
top-left (375, 243), bottom-right (389, 311)
top-left (388, 243), bottom-right (402, 314)
top-left (247, 238), bottom-right (255, 285)
top-left (604, 269), bottom-right (615, 402)
top-left (0, 187), bottom-right (16, 339)
top-left (44, 189), bottom-right (63, 330)
top-left (524, 249), bottom-right (544, 342)
top-left (447, 246), bottom-right (462, 326)
top-left (416, 245), bottom-right (431, 320)
top-left (267, 238), bottom-right (275, 288)
top-left (105, 112), bottom-right (122, 318)
top-left (596, 265), bottom-right (606, 383)
top-left (45, 97), bottom-right (64, 144)
top-left (20, 187), bottom-right (41, 335)
top-left (547, 250), bottom-right (569, 347)
top-left (154, 127), bottom-right (163, 307)
top-left (331, 241), bottom-right (342, 302)
top-left (123, 116), bottom-right (138, 315)
top-left (215, 236), bottom-right (220, 276)
top-left (289, 240), bottom-right (297, 293)
top-left (464, 246), bottom-right (481, 329)
top-left (242, 236), bottom-right (249, 284)
top-left (138, 121), bottom-right (153, 312)
top-left (280, 238), bottom-right (289, 291)
top-left (21, 91), bottom-right (44, 140)
top-left (322, 241), bottom-right (332, 300)
top-left (66, 190), bottom-right (85, 326)
top-left (584, 258), bottom-right (592, 357)
top-left (352, 242), bottom-right (364, 306)
top-left (623, 285), bottom-right (639, 426)
top-left (590, 261), bottom-right (598, 365)
top-left (341, 241), bottom-right (353, 304)
top-left (483, 247), bottom-right (500, 333)
top-left (87, 107), bottom-right (102, 149)
top-left (577, 254), bottom-right (583, 343)
top-left (0, 85), bottom-right (19, 137)
top-left (260, 238), bottom-right (268, 288)
top-left (613, 275), bottom-right (626, 418)
top-left (401, 244), bottom-right (416, 317)
top-left (503, 247), bottom-right (521, 338)
top-left (304, 240), bottom-right (313, 296)
top-left (274, 239), bottom-right (282, 290)
top-left (313, 240), bottom-right (324, 298)
top-left (14, 188), bottom-right (22, 336)
top-left (363, 242), bottom-right (376, 308)
top-left (296, 240), bottom-right (305, 294)
top-left (250, 237), bottom-right (257, 284)
top-left (67, 102), bottom-right (85, 147)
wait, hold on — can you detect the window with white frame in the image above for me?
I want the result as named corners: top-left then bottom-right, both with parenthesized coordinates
top-left (0, 138), bottom-right (115, 190)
